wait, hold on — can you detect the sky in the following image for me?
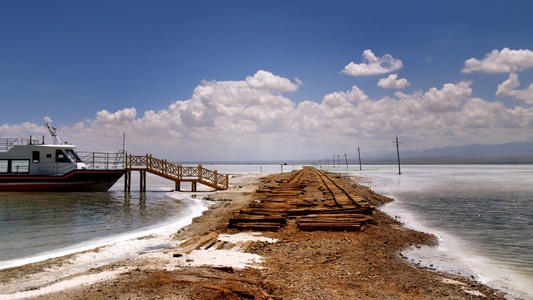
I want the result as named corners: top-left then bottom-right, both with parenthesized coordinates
top-left (2, 1), bottom-right (533, 162)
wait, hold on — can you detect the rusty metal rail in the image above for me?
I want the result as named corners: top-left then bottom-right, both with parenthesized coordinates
top-left (124, 154), bottom-right (229, 191)
top-left (229, 166), bottom-right (375, 231)
top-left (312, 168), bottom-right (368, 208)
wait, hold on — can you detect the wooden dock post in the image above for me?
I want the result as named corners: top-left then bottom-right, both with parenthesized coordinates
top-left (124, 170), bottom-right (131, 192)
top-left (139, 170), bottom-right (146, 192)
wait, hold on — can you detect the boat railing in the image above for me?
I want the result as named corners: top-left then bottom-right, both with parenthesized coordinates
top-left (78, 150), bottom-right (126, 170)
top-left (0, 138), bottom-right (41, 152)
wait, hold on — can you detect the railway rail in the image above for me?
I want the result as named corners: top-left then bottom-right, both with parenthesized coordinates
top-left (229, 166), bottom-right (375, 231)
top-left (312, 168), bottom-right (367, 208)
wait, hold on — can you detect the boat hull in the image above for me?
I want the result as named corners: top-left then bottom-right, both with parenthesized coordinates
top-left (0, 169), bottom-right (125, 192)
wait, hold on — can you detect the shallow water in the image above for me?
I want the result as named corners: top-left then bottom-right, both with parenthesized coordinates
top-left (339, 165), bottom-right (533, 300)
top-left (0, 164), bottom-right (295, 270)
top-left (0, 191), bottom-right (174, 262)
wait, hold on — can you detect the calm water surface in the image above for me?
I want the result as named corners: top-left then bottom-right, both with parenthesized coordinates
top-left (340, 165), bottom-right (533, 300)
top-left (0, 190), bottom-right (178, 262)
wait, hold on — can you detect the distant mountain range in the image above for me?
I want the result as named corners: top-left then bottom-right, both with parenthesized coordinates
top-left (361, 142), bottom-right (533, 164)
top-left (194, 142), bottom-right (533, 165)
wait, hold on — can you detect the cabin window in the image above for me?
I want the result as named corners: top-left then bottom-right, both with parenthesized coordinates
top-left (11, 160), bottom-right (29, 173)
top-left (65, 149), bottom-right (83, 162)
top-left (55, 149), bottom-right (70, 163)
top-left (0, 159), bottom-right (30, 173)
top-left (46, 153), bottom-right (52, 158)
top-left (32, 151), bottom-right (40, 163)
top-left (0, 160), bottom-right (7, 173)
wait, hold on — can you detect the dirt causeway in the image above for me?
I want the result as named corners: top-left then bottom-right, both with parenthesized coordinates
top-left (22, 169), bottom-right (507, 299)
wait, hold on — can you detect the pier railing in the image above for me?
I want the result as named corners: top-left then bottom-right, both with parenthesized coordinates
top-left (125, 154), bottom-right (229, 191)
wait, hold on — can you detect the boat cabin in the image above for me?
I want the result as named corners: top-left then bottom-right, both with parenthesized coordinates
top-left (0, 138), bottom-right (87, 176)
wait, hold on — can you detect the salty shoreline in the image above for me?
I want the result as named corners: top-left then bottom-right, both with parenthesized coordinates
top-left (0, 171), bottom-right (508, 299)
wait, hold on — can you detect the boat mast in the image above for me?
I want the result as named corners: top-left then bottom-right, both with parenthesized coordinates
top-left (45, 122), bottom-right (61, 145)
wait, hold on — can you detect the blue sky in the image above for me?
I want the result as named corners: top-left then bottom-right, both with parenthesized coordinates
top-left (2, 1), bottom-right (533, 161)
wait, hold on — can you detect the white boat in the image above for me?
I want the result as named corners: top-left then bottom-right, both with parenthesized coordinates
top-left (0, 123), bottom-right (124, 192)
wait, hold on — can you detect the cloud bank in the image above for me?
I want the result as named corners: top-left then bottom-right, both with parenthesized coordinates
top-left (2, 49), bottom-right (533, 161)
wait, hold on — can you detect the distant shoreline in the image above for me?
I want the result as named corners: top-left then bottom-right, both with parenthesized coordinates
top-left (177, 157), bottom-right (533, 166)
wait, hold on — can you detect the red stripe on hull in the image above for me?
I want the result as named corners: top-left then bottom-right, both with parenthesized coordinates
top-left (0, 170), bottom-right (124, 192)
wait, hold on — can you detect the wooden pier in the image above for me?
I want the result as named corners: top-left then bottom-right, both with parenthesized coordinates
top-left (123, 154), bottom-right (229, 192)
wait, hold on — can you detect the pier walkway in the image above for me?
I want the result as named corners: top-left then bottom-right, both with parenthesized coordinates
top-left (123, 154), bottom-right (229, 192)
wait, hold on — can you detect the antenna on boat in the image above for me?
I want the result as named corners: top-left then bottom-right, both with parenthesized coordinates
top-left (45, 122), bottom-right (61, 145)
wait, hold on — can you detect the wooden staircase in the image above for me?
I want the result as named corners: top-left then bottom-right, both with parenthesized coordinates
top-left (124, 154), bottom-right (229, 191)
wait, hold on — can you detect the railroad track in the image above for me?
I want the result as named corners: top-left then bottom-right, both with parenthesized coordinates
top-left (311, 168), bottom-right (370, 208)
top-left (229, 167), bottom-right (375, 231)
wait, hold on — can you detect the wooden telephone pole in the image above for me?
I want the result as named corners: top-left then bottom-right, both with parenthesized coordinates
top-left (344, 153), bottom-right (348, 169)
top-left (394, 135), bottom-right (401, 175)
top-left (357, 147), bottom-right (362, 171)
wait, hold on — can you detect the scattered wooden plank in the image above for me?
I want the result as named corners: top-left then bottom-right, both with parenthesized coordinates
top-left (175, 231), bottom-right (219, 255)
top-left (238, 208), bottom-right (288, 216)
top-left (232, 241), bottom-right (244, 250)
top-left (239, 240), bottom-right (254, 252)
top-left (297, 222), bottom-right (361, 231)
top-left (212, 240), bottom-right (226, 250)
top-left (200, 236), bottom-right (219, 250)
top-left (231, 222), bottom-right (282, 231)
top-left (229, 215), bottom-right (286, 227)
top-left (177, 235), bottom-right (202, 248)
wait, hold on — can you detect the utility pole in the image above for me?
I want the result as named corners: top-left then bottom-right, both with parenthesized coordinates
top-left (344, 153), bottom-right (348, 169)
top-left (394, 135), bottom-right (402, 175)
top-left (337, 155), bottom-right (340, 167)
top-left (357, 147), bottom-right (362, 171)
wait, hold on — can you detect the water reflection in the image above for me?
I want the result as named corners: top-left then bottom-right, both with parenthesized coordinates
top-left (0, 190), bottom-right (176, 261)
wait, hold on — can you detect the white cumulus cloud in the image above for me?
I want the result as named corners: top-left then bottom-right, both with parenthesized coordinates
top-left (342, 50), bottom-right (403, 76)
top-left (245, 70), bottom-right (300, 92)
top-left (421, 81), bottom-right (472, 113)
top-left (496, 73), bottom-right (533, 104)
top-left (377, 74), bottom-right (410, 89)
top-left (462, 48), bottom-right (533, 74)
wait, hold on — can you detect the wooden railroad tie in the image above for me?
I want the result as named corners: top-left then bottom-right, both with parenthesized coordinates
top-left (228, 167), bottom-right (376, 232)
